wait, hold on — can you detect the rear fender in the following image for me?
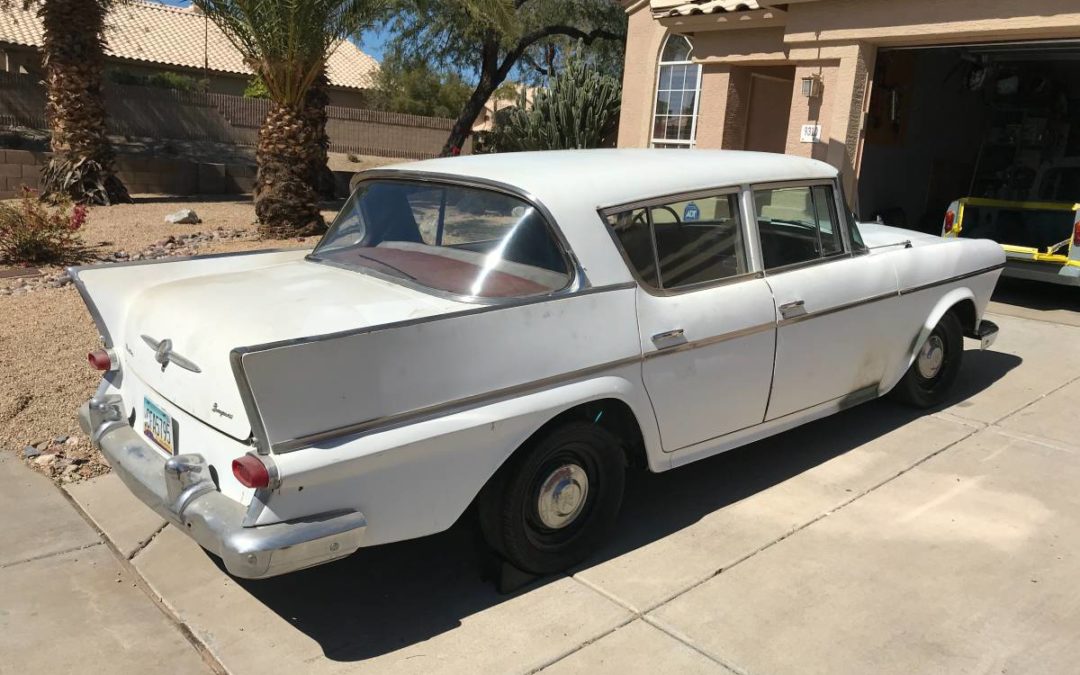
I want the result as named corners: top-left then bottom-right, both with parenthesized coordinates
top-left (258, 373), bottom-right (662, 546)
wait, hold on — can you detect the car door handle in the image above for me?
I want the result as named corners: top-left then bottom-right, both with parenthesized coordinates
top-left (778, 300), bottom-right (807, 319)
top-left (651, 328), bottom-right (686, 350)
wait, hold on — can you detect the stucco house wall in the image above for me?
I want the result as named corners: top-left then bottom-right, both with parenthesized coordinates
top-left (619, 0), bottom-right (1080, 193)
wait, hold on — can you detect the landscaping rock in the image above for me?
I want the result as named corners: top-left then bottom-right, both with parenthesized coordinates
top-left (33, 453), bottom-right (56, 467)
top-left (53, 434), bottom-right (69, 445)
top-left (165, 209), bottom-right (201, 224)
top-left (22, 445), bottom-right (41, 459)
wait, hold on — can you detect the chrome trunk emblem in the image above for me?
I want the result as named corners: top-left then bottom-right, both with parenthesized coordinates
top-left (141, 335), bottom-right (201, 373)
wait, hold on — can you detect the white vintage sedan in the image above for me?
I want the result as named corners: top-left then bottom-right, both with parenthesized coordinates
top-left (74, 150), bottom-right (1004, 579)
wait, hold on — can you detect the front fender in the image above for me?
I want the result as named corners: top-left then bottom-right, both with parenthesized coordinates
top-left (880, 286), bottom-right (978, 394)
top-left (258, 370), bottom-right (659, 546)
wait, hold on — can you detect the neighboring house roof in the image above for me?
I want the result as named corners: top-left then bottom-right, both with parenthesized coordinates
top-left (649, 0), bottom-right (763, 17)
top-left (0, 1), bottom-right (379, 91)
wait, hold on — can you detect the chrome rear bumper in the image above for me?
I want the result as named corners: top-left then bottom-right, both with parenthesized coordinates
top-left (78, 395), bottom-right (366, 579)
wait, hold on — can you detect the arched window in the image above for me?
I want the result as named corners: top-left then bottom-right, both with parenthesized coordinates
top-left (651, 34), bottom-right (702, 149)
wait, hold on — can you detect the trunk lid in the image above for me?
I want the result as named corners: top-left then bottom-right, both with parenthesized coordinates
top-left (121, 258), bottom-right (465, 440)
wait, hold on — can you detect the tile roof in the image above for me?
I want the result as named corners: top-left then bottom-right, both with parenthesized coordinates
top-left (650, 0), bottom-right (762, 17)
top-left (0, 1), bottom-right (379, 91)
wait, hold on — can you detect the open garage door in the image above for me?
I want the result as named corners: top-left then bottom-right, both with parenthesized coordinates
top-left (859, 40), bottom-right (1080, 237)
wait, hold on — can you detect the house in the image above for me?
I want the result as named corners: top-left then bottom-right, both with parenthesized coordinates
top-left (0, 1), bottom-right (379, 107)
top-left (472, 85), bottom-right (537, 134)
top-left (619, 0), bottom-right (1080, 231)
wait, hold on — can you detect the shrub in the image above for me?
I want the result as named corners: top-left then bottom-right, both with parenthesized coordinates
top-left (107, 68), bottom-right (203, 92)
top-left (0, 188), bottom-right (88, 264)
top-left (488, 50), bottom-right (622, 152)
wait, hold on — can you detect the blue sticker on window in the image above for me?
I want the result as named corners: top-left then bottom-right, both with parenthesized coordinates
top-left (683, 202), bottom-right (700, 221)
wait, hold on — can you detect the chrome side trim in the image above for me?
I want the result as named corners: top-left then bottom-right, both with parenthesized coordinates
top-left (270, 354), bottom-right (644, 453)
top-left (642, 321), bottom-right (776, 360)
top-left (898, 262), bottom-right (1007, 296)
top-left (231, 282), bottom-right (637, 455)
top-left (777, 290), bottom-right (899, 327)
top-left (235, 281), bottom-right (636, 355)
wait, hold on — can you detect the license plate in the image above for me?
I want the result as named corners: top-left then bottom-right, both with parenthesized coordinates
top-left (143, 397), bottom-right (177, 456)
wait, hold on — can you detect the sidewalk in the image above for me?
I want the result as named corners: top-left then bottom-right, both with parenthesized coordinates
top-left (0, 453), bottom-right (214, 675)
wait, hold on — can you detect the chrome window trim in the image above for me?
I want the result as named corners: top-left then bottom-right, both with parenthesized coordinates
top-left (310, 170), bottom-right (587, 306)
top-left (599, 185), bottom-right (742, 216)
top-left (598, 186), bottom-right (758, 297)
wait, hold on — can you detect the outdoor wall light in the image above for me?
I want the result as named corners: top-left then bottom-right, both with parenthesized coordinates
top-left (801, 74), bottom-right (822, 98)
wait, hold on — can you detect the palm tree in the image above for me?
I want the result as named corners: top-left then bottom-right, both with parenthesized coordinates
top-left (6, 0), bottom-right (131, 204)
top-left (191, 0), bottom-right (386, 238)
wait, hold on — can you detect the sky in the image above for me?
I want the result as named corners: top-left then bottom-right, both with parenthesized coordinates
top-left (152, 0), bottom-right (392, 61)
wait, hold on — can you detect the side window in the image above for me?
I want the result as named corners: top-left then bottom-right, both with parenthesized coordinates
top-left (606, 193), bottom-right (747, 290)
top-left (754, 185), bottom-right (845, 270)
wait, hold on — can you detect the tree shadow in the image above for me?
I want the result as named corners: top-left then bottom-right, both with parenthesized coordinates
top-left (224, 347), bottom-right (1020, 662)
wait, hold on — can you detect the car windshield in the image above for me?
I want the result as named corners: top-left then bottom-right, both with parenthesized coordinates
top-left (311, 180), bottom-right (572, 299)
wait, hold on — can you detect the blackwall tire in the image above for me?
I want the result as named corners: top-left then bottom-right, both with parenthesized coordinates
top-left (478, 421), bottom-right (625, 575)
top-left (891, 311), bottom-right (964, 409)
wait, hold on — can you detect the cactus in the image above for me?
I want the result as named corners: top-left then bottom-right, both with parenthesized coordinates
top-left (491, 51), bottom-right (622, 152)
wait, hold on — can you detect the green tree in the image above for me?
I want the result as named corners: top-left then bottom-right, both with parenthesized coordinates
top-left (3, 0), bottom-right (131, 205)
top-left (191, 0), bottom-right (386, 238)
top-left (373, 57), bottom-right (472, 119)
top-left (489, 49), bottom-right (620, 152)
top-left (385, 0), bottom-right (627, 156)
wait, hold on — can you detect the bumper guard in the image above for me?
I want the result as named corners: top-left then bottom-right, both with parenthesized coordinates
top-left (79, 395), bottom-right (366, 579)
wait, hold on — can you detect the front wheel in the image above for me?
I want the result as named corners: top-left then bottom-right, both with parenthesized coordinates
top-left (891, 311), bottom-right (964, 408)
top-left (477, 421), bottom-right (625, 575)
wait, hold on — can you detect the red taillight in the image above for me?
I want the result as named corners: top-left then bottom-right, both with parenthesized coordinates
top-left (943, 210), bottom-right (955, 235)
top-left (87, 348), bottom-right (116, 371)
top-left (232, 454), bottom-right (270, 488)
top-left (1073, 218), bottom-right (1080, 246)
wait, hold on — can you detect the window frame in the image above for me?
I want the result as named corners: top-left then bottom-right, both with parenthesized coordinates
top-left (599, 185), bottom-right (760, 296)
top-left (310, 171), bottom-right (582, 305)
top-left (748, 178), bottom-right (857, 276)
top-left (650, 34), bottom-right (703, 149)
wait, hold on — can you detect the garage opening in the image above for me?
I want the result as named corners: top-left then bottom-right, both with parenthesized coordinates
top-left (858, 41), bottom-right (1080, 247)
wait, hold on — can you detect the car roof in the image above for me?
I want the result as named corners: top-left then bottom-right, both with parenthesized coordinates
top-left (381, 149), bottom-right (839, 209)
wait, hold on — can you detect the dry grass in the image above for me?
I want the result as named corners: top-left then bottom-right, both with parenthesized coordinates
top-left (0, 196), bottom-right (339, 483)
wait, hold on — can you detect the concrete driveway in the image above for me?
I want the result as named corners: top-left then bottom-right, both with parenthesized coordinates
top-left (11, 278), bottom-right (1080, 674)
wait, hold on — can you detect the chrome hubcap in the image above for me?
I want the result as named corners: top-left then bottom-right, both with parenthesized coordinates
top-left (917, 335), bottom-right (945, 379)
top-left (536, 463), bottom-right (589, 529)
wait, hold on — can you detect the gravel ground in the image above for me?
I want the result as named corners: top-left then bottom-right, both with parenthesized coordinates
top-left (1, 196), bottom-right (340, 484)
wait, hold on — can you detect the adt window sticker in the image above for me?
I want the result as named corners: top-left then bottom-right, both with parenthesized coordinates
top-left (683, 201), bottom-right (700, 222)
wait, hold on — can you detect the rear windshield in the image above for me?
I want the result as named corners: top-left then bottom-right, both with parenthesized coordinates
top-left (312, 180), bottom-right (571, 299)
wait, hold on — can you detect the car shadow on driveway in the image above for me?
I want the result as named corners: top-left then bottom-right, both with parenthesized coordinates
top-left (227, 348), bottom-right (1021, 662)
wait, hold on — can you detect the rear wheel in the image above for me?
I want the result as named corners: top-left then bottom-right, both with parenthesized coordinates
top-left (478, 421), bottom-right (625, 575)
top-left (891, 311), bottom-right (964, 408)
